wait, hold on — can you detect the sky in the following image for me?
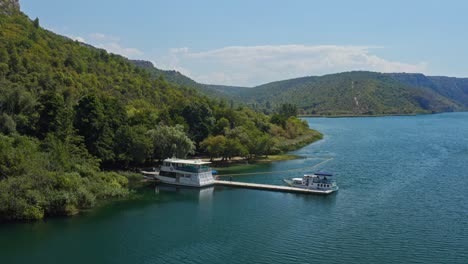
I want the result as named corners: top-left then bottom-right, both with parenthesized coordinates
top-left (20, 0), bottom-right (468, 87)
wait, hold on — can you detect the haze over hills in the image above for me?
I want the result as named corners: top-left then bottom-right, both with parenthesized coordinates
top-left (132, 60), bottom-right (468, 115)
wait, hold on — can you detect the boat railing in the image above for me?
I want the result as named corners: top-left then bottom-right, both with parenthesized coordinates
top-left (177, 165), bottom-right (212, 173)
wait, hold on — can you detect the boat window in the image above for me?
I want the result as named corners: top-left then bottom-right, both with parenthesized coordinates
top-left (160, 171), bottom-right (176, 178)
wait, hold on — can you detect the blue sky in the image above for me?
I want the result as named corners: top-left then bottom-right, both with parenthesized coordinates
top-left (21, 0), bottom-right (468, 86)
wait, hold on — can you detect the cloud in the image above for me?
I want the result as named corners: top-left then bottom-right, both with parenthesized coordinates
top-left (160, 45), bottom-right (428, 86)
top-left (94, 42), bottom-right (143, 58)
top-left (88, 33), bottom-right (143, 59)
top-left (68, 35), bottom-right (86, 43)
top-left (59, 32), bottom-right (143, 59)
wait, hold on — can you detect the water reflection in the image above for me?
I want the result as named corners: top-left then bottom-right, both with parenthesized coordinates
top-left (153, 185), bottom-right (214, 203)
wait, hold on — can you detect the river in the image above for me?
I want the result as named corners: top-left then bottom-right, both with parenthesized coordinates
top-left (1, 113), bottom-right (467, 263)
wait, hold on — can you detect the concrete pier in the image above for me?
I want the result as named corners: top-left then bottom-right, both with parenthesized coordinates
top-left (214, 180), bottom-right (334, 195)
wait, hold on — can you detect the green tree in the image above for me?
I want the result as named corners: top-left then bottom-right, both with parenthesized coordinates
top-left (147, 125), bottom-right (195, 161)
top-left (223, 138), bottom-right (247, 160)
top-left (182, 101), bottom-right (214, 144)
top-left (37, 91), bottom-right (72, 139)
top-left (114, 125), bottom-right (153, 166)
top-left (278, 103), bottom-right (298, 118)
top-left (33, 18), bottom-right (40, 28)
top-left (74, 94), bottom-right (104, 157)
top-left (201, 135), bottom-right (226, 161)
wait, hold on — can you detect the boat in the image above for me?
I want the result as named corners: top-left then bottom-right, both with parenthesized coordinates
top-left (155, 158), bottom-right (215, 187)
top-left (283, 172), bottom-right (338, 192)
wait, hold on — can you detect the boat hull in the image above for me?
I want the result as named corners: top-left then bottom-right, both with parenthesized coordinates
top-left (283, 179), bottom-right (339, 193)
top-left (155, 175), bottom-right (215, 188)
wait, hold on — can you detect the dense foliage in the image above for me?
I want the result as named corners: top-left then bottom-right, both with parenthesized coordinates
top-left (0, 12), bottom-right (319, 221)
top-left (0, 133), bottom-right (129, 221)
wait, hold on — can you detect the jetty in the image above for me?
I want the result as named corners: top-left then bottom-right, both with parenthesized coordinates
top-left (213, 180), bottom-right (334, 195)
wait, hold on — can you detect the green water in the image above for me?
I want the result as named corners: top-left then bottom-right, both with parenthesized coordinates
top-left (1, 113), bottom-right (468, 263)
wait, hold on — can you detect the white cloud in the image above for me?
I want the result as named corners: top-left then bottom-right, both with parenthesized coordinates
top-left (58, 32), bottom-right (144, 59)
top-left (68, 35), bottom-right (86, 43)
top-left (94, 42), bottom-right (143, 58)
top-left (160, 45), bottom-right (428, 86)
top-left (88, 33), bottom-right (143, 59)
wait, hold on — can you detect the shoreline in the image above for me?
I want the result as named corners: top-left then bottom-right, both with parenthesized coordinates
top-left (211, 129), bottom-right (323, 174)
top-left (296, 111), bottom-right (466, 118)
top-left (299, 113), bottom-right (425, 118)
top-left (212, 154), bottom-right (304, 175)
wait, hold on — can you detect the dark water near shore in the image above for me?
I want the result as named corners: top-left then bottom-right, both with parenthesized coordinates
top-left (1, 113), bottom-right (468, 264)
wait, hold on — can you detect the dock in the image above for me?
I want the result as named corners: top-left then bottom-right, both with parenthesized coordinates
top-left (214, 180), bottom-right (334, 195)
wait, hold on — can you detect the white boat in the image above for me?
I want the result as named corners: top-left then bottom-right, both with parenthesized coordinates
top-left (283, 172), bottom-right (338, 192)
top-left (155, 158), bottom-right (215, 187)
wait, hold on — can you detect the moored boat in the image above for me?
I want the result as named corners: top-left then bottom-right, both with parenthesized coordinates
top-left (155, 158), bottom-right (215, 187)
top-left (283, 172), bottom-right (338, 192)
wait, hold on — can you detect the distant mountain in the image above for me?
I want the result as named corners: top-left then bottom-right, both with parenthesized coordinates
top-left (388, 73), bottom-right (468, 108)
top-left (130, 60), bottom-right (468, 115)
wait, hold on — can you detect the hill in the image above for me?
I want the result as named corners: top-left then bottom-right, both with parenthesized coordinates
top-left (387, 73), bottom-right (468, 108)
top-left (233, 72), bottom-right (464, 115)
top-left (130, 60), bottom-right (468, 116)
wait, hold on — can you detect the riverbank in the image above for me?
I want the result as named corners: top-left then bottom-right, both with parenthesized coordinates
top-left (276, 129), bottom-right (323, 152)
top-left (298, 112), bottom-right (430, 118)
top-left (211, 154), bottom-right (303, 174)
top-left (211, 128), bottom-right (322, 174)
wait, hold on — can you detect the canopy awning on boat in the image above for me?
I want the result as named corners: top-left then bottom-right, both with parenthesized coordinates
top-left (315, 172), bottom-right (334, 176)
top-left (163, 158), bottom-right (211, 165)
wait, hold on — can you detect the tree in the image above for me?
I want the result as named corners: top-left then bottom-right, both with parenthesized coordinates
top-left (147, 125), bottom-right (195, 161)
top-left (255, 134), bottom-right (277, 157)
top-left (74, 94), bottom-right (104, 156)
top-left (37, 91), bottom-right (72, 139)
top-left (278, 103), bottom-right (298, 118)
top-left (213, 117), bottom-right (230, 135)
top-left (33, 18), bottom-right (40, 28)
top-left (0, 113), bottom-right (16, 134)
top-left (182, 101), bottom-right (214, 144)
top-left (201, 135), bottom-right (226, 161)
top-left (223, 138), bottom-right (247, 160)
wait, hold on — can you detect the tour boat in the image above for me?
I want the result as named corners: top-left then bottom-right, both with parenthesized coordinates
top-left (283, 172), bottom-right (338, 192)
top-left (155, 158), bottom-right (215, 187)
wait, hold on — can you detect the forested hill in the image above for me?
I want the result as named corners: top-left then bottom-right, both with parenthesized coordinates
top-left (387, 73), bottom-right (468, 108)
top-left (235, 72), bottom-right (466, 115)
top-left (130, 59), bottom-right (468, 115)
top-left (0, 5), bottom-right (320, 221)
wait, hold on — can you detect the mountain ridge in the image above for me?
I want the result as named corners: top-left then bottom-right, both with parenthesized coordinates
top-left (130, 59), bottom-right (468, 115)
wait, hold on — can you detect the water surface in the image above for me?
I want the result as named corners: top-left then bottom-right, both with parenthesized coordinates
top-left (1, 113), bottom-right (467, 263)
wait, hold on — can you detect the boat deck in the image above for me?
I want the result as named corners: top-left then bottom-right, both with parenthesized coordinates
top-left (214, 180), bottom-right (334, 195)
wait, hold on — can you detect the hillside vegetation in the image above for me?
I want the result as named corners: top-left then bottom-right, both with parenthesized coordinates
top-left (134, 60), bottom-right (468, 115)
top-left (0, 11), bottom-right (319, 221)
top-left (238, 72), bottom-right (463, 115)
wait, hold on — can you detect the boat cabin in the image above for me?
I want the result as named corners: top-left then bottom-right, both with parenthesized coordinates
top-left (290, 172), bottom-right (337, 191)
top-left (157, 158), bottom-right (215, 187)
